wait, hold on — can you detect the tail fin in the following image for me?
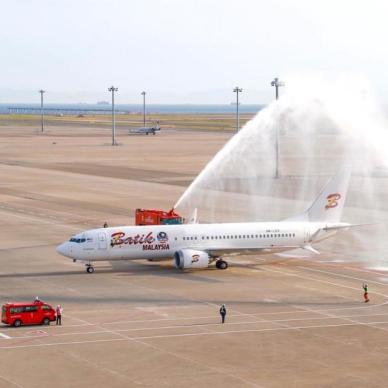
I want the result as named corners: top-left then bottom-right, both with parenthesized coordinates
top-left (286, 167), bottom-right (352, 223)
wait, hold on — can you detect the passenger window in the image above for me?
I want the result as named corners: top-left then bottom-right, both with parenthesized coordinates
top-left (25, 306), bottom-right (38, 312)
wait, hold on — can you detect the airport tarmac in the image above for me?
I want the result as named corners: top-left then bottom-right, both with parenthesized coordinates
top-left (1, 123), bottom-right (388, 387)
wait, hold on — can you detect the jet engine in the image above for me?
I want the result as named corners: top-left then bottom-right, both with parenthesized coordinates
top-left (174, 249), bottom-right (211, 269)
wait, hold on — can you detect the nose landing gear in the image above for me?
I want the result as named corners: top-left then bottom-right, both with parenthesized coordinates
top-left (86, 263), bottom-right (95, 273)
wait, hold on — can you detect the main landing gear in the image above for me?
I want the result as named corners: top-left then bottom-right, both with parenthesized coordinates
top-left (215, 259), bottom-right (228, 270)
top-left (86, 263), bottom-right (95, 274)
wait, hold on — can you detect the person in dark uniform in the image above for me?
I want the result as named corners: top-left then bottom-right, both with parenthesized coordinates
top-left (363, 283), bottom-right (369, 303)
top-left (219, 304), bottom-right (226, 323)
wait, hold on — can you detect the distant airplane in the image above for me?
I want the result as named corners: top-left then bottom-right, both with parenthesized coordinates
top-left (56, 168), bottom-right (362, 273)
top-left (129, 121), bottom-right (161, 135)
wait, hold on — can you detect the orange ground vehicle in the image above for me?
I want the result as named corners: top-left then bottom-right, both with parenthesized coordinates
top-left (1, 301), bottom-right (56, 327)
top-left (135, 208), bottom-right (183, 226)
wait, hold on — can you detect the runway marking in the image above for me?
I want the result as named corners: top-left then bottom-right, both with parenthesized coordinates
top-left (299, 266), bottom-right (388, 287)
top-left (0, 374), bottom-right (24, 388)
top-left (68, 312), bottom-right (262, 387)
top-left (0, 332), bottom-right (11, 339)
top-left (262, 265), bottom-right (388, 299)
top-left (9, 314), bottom-right (388, 340)
top-left (2, 320), bottom-right (388, 350)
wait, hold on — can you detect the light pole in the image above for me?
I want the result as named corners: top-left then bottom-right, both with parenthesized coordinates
top-left (270, 78), bottom-right (285, 178)
top-left (271, 77), bottom-right (284, 100)
top-left (39, 89), bottom-right (45, 132)
top-left (108, 86), bottom-right (118, 145)
top-left (233, 86), bottom-right (242, 131)
top-left (141, 91), bottom-right (146, 127)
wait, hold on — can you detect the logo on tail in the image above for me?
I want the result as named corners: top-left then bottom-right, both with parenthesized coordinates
top-left (325, 193), bottom-right (341, 210)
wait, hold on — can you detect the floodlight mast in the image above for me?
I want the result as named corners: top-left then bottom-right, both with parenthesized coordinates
top-left (141, 91), bottom-right (146, 127)
top-left (233, 87), bottom-right (243, 131)
top-left (39, 89), bottom-right (45, 132)
top-left (108, 86), bottom-right (118, 145)
top-left (271, 77), bottom-right (284, 100)
top-left (271, 78), bottom-right (285, 178)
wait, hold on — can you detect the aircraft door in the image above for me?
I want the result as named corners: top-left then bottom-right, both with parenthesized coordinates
top-left (98, 232), bottom-right (107, 250)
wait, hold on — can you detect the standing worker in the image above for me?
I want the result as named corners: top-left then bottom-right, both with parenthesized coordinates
top-left (56, 305), bottom-right (63, 325)
top-left (363, 283), bottom-right (369, 303)
top-left (219, 304), bottom-right (226, 324)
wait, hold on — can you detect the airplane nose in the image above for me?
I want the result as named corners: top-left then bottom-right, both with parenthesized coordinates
top-left (56, 242), bottom-right (69, 257)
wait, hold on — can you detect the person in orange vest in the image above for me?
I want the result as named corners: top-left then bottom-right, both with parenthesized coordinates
top-left (363, 283), bottom-right (369, 303)
top-left (56, 305), bottom-right (63, 325)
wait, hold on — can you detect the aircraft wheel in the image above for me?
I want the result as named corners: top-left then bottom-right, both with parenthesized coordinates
top-left (216, 260), bottom-right (228, 270)
top-left (86, 266), bottom-right (95, 274)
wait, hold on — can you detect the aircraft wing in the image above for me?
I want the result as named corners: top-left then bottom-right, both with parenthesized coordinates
top-left (196, 246), bottom-right (300, 257)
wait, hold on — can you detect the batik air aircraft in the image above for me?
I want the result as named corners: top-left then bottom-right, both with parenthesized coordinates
top-left (56, 168), bottom-right (356, 273)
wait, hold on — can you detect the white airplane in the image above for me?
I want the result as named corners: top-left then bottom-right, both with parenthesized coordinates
top-left (56, 168), bottom-right (358, 273)
top-left (129, 122), bottom-right (160, 135)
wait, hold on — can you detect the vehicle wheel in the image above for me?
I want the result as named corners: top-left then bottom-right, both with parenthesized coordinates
top-left (86, 266), bottom-right (95, 274)
top-left (216, 260), bottom-right (228, 270)
top-left (13, 319), bottom-right (21, 327)
top-left (42, 317), bottom-right (50, 325)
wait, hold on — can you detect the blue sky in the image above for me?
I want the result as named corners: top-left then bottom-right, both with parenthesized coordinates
top-left (1, 0), bottom-right (387, 103)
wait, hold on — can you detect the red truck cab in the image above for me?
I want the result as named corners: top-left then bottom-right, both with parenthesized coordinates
top-left (135, 208), bottom-right (183, 226)
top-left (1, 301), bottom-right (56, 327)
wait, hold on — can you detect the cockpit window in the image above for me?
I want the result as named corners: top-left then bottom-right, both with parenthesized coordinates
top-left (69, 237), bottom-right (86, 243)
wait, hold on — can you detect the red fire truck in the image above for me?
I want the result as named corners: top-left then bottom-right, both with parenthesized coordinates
top-left (135, 208), bottom-right (183, 226)
top-left (1, 301), bottom-right (56, 327)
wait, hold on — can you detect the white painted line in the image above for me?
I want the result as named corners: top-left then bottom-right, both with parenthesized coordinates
top-left (2, 320), bottom-right (387, 350)
top-left (10, 313), bottom-right (388, 340)
top-left (299, 265), bottom-right (388, 287)
top-left (262, 266), bottom-right (388, 300)
top-left (0, 332), bottom-right (11, 339)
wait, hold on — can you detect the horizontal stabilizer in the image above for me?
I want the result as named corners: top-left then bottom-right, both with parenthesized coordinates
top-left (322, 223), bottom-right (374, 232)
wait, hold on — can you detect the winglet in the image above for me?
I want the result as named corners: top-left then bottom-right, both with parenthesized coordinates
top-left (302, 245), bottom-right (320, 254)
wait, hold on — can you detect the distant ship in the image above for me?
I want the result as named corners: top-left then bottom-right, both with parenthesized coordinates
top-left (97, 101), bottom-right (110, 105)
